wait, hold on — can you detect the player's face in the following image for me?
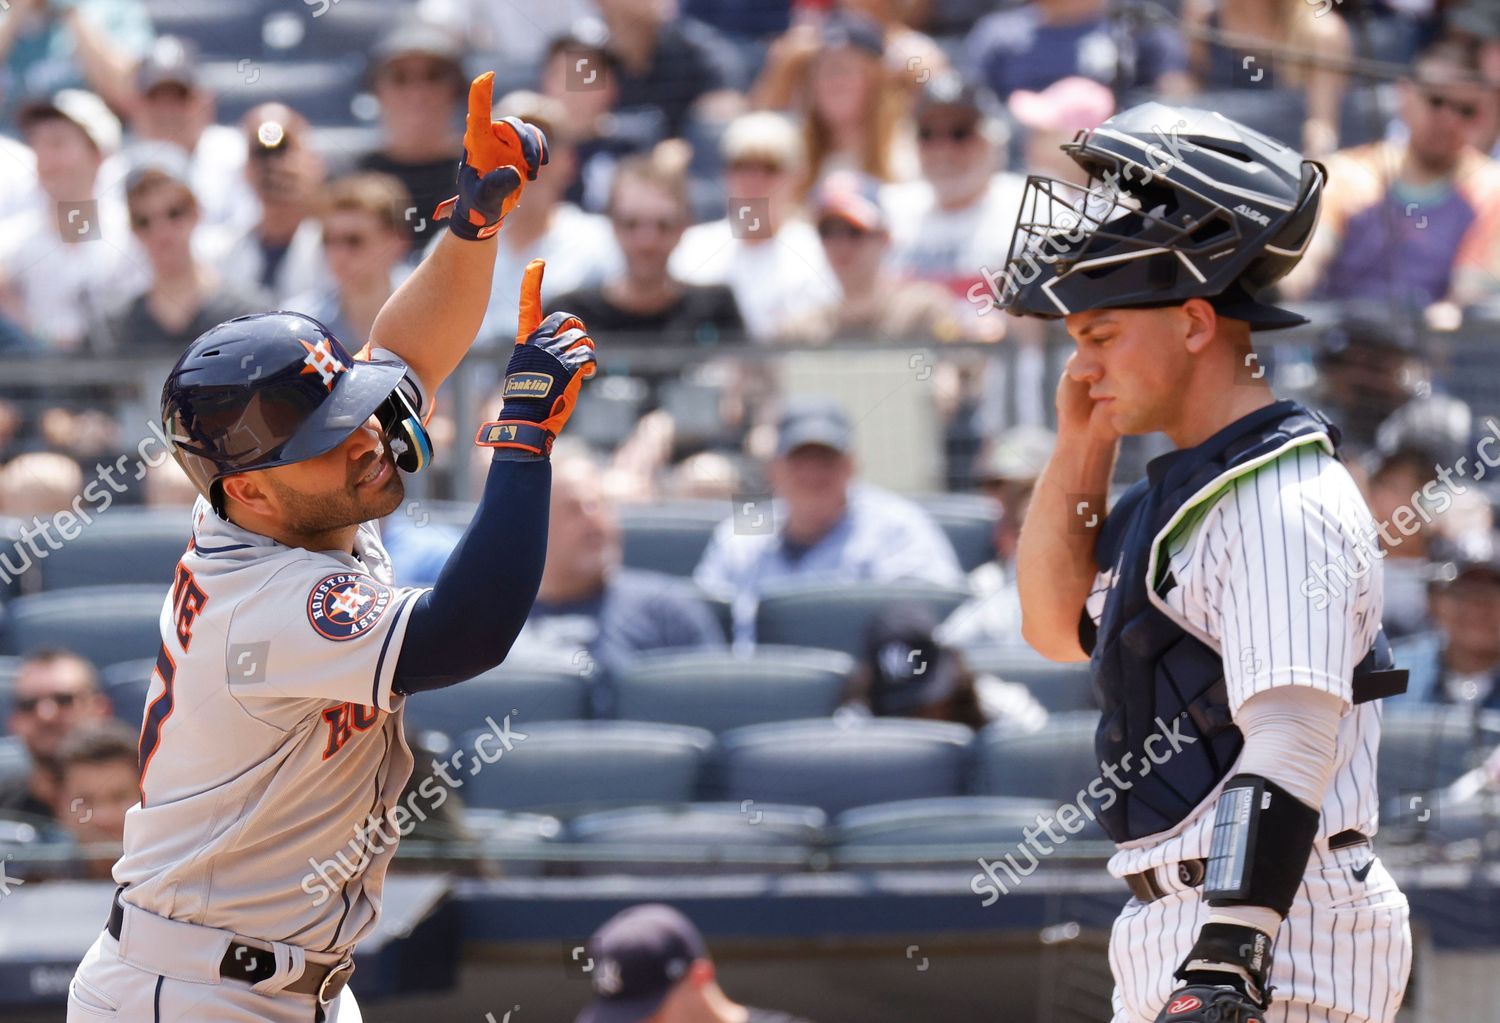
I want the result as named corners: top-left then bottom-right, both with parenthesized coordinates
top-left (258, 415), bottom-right (405, 536)
top-left (58, 759), bottom-right (138, 845)
top-left (9, 660), bottom-right (107, 761)
top-left (1064, 307), bottom-right (1194, 436)
top-left (610, 179), bottom-right (688, 279)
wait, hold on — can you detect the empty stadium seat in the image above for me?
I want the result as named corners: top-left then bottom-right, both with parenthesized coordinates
top-left (144, 0), bottom-right (275, 59)
top-left (100, 659), bottom-right (157, 727)
top-left (974, 712), bottom-right (1100, 804)
top-left (913, 493), bottom-right (996, 573)
top-left (404, 661), bottom-right (591, 739)
top-left (0, 517), bottom-right (27, 599)
top-left (0, 586), bottom-right (166, 668)
top-left (753, 581), bottom-right (972, 657)
top-left (1377, 709), bottom-right (1500, 799)
top-left (832, 796), bottom-right (1066, 867)
top-left (455, 721), bottom-right (714, 814)
top-left (960, 645), bottom-right (1097, 713)
top-left (0, 656), bottom-right (18, 722)
top-left (37, 508), bottom-right (189, 591)
top-left (619, 502), bottom-right (727, 577)
top-left (566, 802), bottom-right (825, 875)
top-left (461, 808), bottom-right (563, 877)
top-left (611, 646), bottom-right (852, 732)
top-left (717, 718), bottom-right (974, 816)
top-left (201, 57), bottom-right (368, 127)
top-left (0, 736), bottom-right (29, 792)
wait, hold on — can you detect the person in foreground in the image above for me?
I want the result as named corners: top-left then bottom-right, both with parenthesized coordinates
top-left (66, 72), bottom-right (598, 1022)
top-left (1008, 104), bottom-right (1411, 1023)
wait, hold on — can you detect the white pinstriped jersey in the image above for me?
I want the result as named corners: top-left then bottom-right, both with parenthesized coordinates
top-left (1085, 439), bottom-right (1386, 880)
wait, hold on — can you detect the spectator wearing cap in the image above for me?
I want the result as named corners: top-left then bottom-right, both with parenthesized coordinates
top-left (962, 0), bottom-right (1189, 102)
top-left (1450, 0), bottom-right (1500, 158)
top-left (940, 426), bottom-right (1056, 648)
top-left (756, 3), bottom-right (949, 106)
top-left (779, 170), bottom-right (959, 344)
top-left (285, 173), bottom-right (414, 350)
top-left (671, 112), bottom-right (838, 341)
top-left (1007, 75), bottom-right (1116, 187)
top-left (52, 719), bottom-right (140, 879)
top-left (92, 161), bottom-right (266, 353)
top-left (846, 603), bottom-right (1047, 731)
top-left (119, 35), bottom-right (257, 234)
top-left (1393, 534), bottom-right (1500, 711)
top-left (1283, 37), bottom-right (1500, 310)
top-left (596, 0), bottom-right (746, 139)
top-left (695, 396), bottom-right (965, 644)
top-left (576, 903), bottom-right (816, 1023)
top-left (0, 89), bottom-right (143, 350)
top-left (0, 0), bottom-right (154, 123)
top-left (540, 26), bottom-right (638, 214)
top-left (357, 19), bottom-right (468, 246)
top-left (214, 103), bottom-right (331, 304)
top-left (0, 649), bottom-right (111, 824)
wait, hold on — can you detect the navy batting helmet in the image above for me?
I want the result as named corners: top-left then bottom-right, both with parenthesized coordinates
top-left (161, 312), bottom-right (432, 516)
top-left (999, 103), bottom-right (1325, 329)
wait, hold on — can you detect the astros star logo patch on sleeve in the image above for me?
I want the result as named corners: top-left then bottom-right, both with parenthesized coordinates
top-left (307, 573), bottom-right (392, 640)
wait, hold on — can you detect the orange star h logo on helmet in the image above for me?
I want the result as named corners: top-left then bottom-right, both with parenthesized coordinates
top-left (299, 338), bottom-right (346, 391)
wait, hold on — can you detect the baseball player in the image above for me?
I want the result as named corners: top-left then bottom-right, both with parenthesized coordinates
top-left (67, 73), bottom-right (597, 1022)
top-left (1007, 105), bottom-right (1412, 1023)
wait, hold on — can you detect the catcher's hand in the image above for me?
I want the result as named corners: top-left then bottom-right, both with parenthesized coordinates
top-left (1153, 985), bottom-right (1266, 1023)
top-left (475, 259), bottom-right (597, 457)
top-left (434, 72), bottom-right (549, 241)
top-left (1157, 923), bottom-right (1272, 1023)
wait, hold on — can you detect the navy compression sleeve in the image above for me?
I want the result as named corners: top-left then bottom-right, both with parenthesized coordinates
top-left (393, 453), bottom-right (550, 693)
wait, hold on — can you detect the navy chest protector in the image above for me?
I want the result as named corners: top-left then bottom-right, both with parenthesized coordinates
top-left (1084, 400), bottom-right (1408, 843)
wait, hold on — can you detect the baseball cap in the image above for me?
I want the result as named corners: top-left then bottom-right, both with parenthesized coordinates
top-left (776, 396), bottom-right (852, 457)
top-left (721, 111), bottom-right (804, 172)
top-left (137, 35), bottom-right (201, 93)
top-left (916, 71), bottom-right (1000, 122)
top-left (1007, 76), bottom-right (1115, 135)
top-left (575, 904), bottom-right (707, 1023)
top-left (1429, 532), bottom-right (1500, 589)
top-left (813, 171), bottom-right (886, 232)
top-left (371, 18), bottom-right (466, 76)
top-left (864, 604), bottom-right (961, 716)
top-left (977, 426), bottom-right (1056, 484)
top-left (17, 89), bottom-right (122, 155)
top-left (820, 10), bottom-right (884, 58)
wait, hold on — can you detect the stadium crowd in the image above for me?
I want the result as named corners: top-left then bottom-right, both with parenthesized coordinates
top-left (2, 0), bottom-right (1500, 905)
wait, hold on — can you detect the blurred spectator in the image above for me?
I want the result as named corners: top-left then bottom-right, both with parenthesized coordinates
top-left (1451, 0), bottom-right (1500, 156)
top-left (1285, 38), bottom-right (1500, 309)
top-left (664, 450), bottom-right (742, 501)
top-left (119, 35), bottom-right (257, 234)
top-left (93, 162), bottom-right (266, 353)
top-left (845, 603), bottom-right (1047, 731)
top-left (753, 11), bottom-right (917, 188)
top-left (142, 455), bottom-right (197, 508)
top-left (0, 0), bottom-right (154, 122)
top-left (286, 173), bottom-right (414, 349)
top-left (843, 0), bottom-right (953, 91)
top-left (1311, 312), bottom-right (1443, 455)
top-left (576, 903), bottom-right (817, 1023)
top-left (216, 103), bottom-right (330, 304)
top-left (1362, 446), bottom-right (1449, 640)
top-left (553, 145), bottom-right (744, 348)
top-left (599, 0), bottom-right (746, 138)
top-left (962, 0), bottom-right (1190, 101)
top-left (0, 89), bottom-right (142, 350)
top-left (357, 20), bottom-right (467, 246)
top-left (0, 126), bottom-right (39, 222)
top-left (779, 170), bottom-right (959, 343)
top-left (940, 426), bottom-right (1055, 648)
top-left (670, 112), bottom-right (838, 340)
top-left (417, 0), bottom-right (591, 66)
top-left (1397, 536), bottom-right (1500, 710)
top-left (1007, 75), bottom-right (1116, 186)
top-left (52, 719), bottom-right (138, 878)
top-left (0, 450), bottom-right (82, 520)
top-left (540, 27), bottom-right (637, 213)
top-left (681, 0), bottom-right (792, 39)
top-left (695, 396), bottom-right (965, 642)
top-left (0, 649), bottom-right (111, 822)
top-left (1181, 0), bottom-right (1351, 157)
top-left (470, 90), bottom-right (622, 344)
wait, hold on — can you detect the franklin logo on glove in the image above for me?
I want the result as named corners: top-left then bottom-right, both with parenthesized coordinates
top-left (502, 372), bottom-right (555, 398)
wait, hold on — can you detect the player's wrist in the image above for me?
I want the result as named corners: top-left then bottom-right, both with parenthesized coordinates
top-left (1175, 922), bottom-right (1274, 1008)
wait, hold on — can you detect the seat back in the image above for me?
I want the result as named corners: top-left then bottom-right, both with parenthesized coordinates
top-left (619, 503), bottom-right (727, 578)
top-left (754, 581), bottom-right (972, 657)
top-left (37, 509), bottom-right (189, 591)
top-left (974, 711), bottom-right (1101, 803)
top-left (567, 802), bottom-right (825, 875)
top-left (961, 644), bottom-right (1097, 713)
top-left (0, 586), bottom-right (167, 668)
top-left (832, 795), bottom-right (1065, 866)
top-left (612, 647), bottom-right (851, 732)
top-left (914, 494), bottom-right (996, 573)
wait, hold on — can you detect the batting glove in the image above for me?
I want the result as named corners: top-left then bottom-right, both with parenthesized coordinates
top-left (1154, 923), bottom-right (1274, 1023)
top-left (434, 72), bottom-right (549, 241)
top-left (476, 259), bottom-right (597, 457)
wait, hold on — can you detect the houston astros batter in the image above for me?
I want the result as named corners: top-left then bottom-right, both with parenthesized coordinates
top-left (1007, 105), bottom-right (1412, 1023)
top-left (66, 73), bottom-right (597, 1022)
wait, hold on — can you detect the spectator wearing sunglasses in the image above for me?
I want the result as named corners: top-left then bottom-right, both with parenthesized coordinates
top-left (92, 160), bottom-right (265, 353)
top-left (0, 649), bottom-right (112, 824)
top-left (1284, 37), bottom-right (1500, 310)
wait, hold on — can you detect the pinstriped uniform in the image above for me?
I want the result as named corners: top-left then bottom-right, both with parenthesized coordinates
top-left (1085, 442), bottom-right (1412, 1023)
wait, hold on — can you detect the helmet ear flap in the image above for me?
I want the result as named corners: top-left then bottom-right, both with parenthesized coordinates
top-left (377, 383), bottom-right (432, 474)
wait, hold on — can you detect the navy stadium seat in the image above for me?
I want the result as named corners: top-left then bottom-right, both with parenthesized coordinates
top-left (201, 57), bottom-right (368, 127)
top-left (960, 644), bottom-right (1097, 713)
top-left (100, 659), bottom-right (157, 727)
top-left (143, 0), bottom-right (274, 59)
top-left (753, 580), bottom-right (972, 657)
top-left (0, 736), bottom-right (30, 793)
top-left (0, 585), bottom-right (166, 669)
top-left (611, 646), bottom-right (851, 732)
top-left (974, 711), bottom-right (1101, 804)
top-left (1377, 709), bottom-right (1500, 800)
top-left (461, 808), bottom-right (563, 877)
top-left (455, 721), bottom-right (714, 814)
top-left (619, 502), bottom-right (727, 578)
top-left (832, 796), bottom-right (1071, 867)
top-left (913, 493), bottom-right (997, 573)
top-left (37, 508), bottom-right (189, 591)
top-left (717, 718), bottom-right (974, 816)
top-left (0, 516), bottom-right (28, 599)
top-left (566, 802), bottom-right (826, 875)
top-left (404, 661), bottom-right (591, 740)
top-left (0, 655), bottom-right (18, 722)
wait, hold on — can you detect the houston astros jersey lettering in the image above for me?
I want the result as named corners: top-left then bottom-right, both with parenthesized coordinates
top-left (113, 496), bottom-right (422, 955)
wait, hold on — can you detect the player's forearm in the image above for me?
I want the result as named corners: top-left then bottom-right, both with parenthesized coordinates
top-left (368, 231), bottom-right (497, 399)
top-left (1015, 436), bottom-right (1117, 661)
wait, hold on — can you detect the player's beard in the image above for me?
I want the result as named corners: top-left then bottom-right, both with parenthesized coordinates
top-left (271, 447), bottom-right (405, 534)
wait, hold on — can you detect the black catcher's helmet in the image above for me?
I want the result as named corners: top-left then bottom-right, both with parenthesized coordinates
top-left (999, 103), bottom-right (1325, 329)
top-left (161, 312), bottom-right (432, 516)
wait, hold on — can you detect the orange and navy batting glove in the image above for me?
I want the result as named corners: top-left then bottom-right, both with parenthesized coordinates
top-left (434, 72), bottom-right (549, 241)
top-left (476, 259), bottom-right (597, 457)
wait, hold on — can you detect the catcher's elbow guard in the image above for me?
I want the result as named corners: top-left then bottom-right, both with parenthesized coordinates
top-left (1203, 773), bottom-right (1320, 918)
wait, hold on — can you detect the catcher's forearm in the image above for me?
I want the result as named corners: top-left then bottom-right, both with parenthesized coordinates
top-left (368, 231), bottom-right (499, 400)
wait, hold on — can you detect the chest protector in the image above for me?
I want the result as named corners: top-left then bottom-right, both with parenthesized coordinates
top-left (1087, 400), bottom-right (1407, 843)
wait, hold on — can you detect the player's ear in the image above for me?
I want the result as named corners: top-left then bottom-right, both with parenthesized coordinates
top-left (687, 958), bottom-right (714, 987)
top-left (220, 472), bottom-right (276, 518)
top-left (1180, 297), bottom-right (1218, 355)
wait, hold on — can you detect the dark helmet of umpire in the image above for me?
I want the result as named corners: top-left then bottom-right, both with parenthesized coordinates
top-left (161, 312), bottom-right (432, 517)
top-left (999, 102), bottom-right (1325, 330)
